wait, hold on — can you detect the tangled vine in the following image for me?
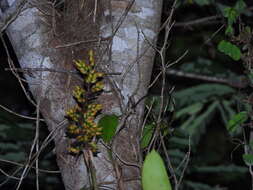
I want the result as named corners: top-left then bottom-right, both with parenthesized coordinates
top-left (65, 50), bottom-right (104, 155)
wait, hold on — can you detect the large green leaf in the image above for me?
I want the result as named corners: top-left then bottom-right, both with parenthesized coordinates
top-left (98, 115), bottom-right (119, 143)
top-left (142, 150), bottom-right (172, 190)
top-left (218, 40), bottom-right (241, 61)
top-left (226, 111), bottom-right (248, 133)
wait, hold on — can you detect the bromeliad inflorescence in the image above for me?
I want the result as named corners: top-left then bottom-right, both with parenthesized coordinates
top-left (65, 50), bottom-right (104, 155)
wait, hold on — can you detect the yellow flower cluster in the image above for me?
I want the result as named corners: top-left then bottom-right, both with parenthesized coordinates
top-left (91, 81), bottom-right (104, 92)
top-left (66, 105), bottom-right (80, 122)
top-left (87, 103), bottom-right (103, 116)
top-left (74, 50), bottom-right (104, 82)
top-left (85, 70), bottom-right (104, 84)
top-left (65, 50), bottom-right (104, 155)
top-left (73, 86), bottom-right (85, 103)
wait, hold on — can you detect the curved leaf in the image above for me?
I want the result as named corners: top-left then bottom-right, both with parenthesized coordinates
top-left (218, 40), bottom-right (241, 61)
top-left (142, 150), bottom-right (172, 190)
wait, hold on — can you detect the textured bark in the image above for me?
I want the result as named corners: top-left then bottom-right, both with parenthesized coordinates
top-left (4, 1), bottom-right (90, 189)
top-left (100, 0), bottom-right (163, 189)
top-left (2, 0), bottom-right (162, 189)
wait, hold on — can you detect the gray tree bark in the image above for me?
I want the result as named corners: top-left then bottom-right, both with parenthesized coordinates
top-left (1, 0), bottom-right (163, 189)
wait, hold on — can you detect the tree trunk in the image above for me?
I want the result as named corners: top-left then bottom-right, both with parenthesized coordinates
top-left (2, 0), bottom-right (162, 189)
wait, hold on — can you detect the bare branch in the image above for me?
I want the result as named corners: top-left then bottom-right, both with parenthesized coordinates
top-left (166, 69), bottom-right (249, 88)
top-left (175, 15), bottom-right (222, 28)
top-left (0, 104), bottom-right (44, 121)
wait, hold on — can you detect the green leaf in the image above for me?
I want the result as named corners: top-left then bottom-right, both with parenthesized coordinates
top-left (142, 150), bottom-right (172, 190)
top-left (180, 114), bottom-right (196, 131)
top-left (218, 40), bottom-right (241, 61)
top-left (221, 100), bottom-right (242, 136)
top-left (169, 137), bottom-right (190, 148)
top-left (227, 111), bottom-right (248, 133)
top-left (182, 101), bottom-right (218, 135)
top-left (243, 154), bottom-right (253, 165)
top-left (98, 115), bottom-right (119, 143)
top-left (224, 7), bottom-right (238, 24)
top-left (168, 149), bottom-right (186, 159)
top-left (176, 102), bottom-right (203, 118)
top-left (141, 124), bottom-right (155, 148)
top-left (218, 100), bottom-right (236, 127)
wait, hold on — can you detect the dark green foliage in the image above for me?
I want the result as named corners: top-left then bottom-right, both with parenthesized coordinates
top-left (218, 40), bottom-right (241, 60)
top-left (227, 111), bottom-right (248, 133)
top-left (147, 1), bottom-right (252, 189)
top-left (0, 120), bottom-right (33, 162)
top-left (0, 111), bottom-right (62, 189)
top-left (98, 114), bottom-right (119, 143)
top-left (174, 84), bottom-right (235, 107)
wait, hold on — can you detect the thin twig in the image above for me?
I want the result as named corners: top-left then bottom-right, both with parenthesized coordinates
top-left (0, 168), bottom-right (20, 180)
top-left (16, 60), bottom-right (45, 189)
top-left (160, 133), bottom-right (178, 184)
top-left (0, 104), bottom-right (44, 121)
top-left (175, 15), bottom-right (222, 28)
top-left (149, 0), bottom-right (178, 151)
top-left (100, 140), bottom-right (141, 169)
